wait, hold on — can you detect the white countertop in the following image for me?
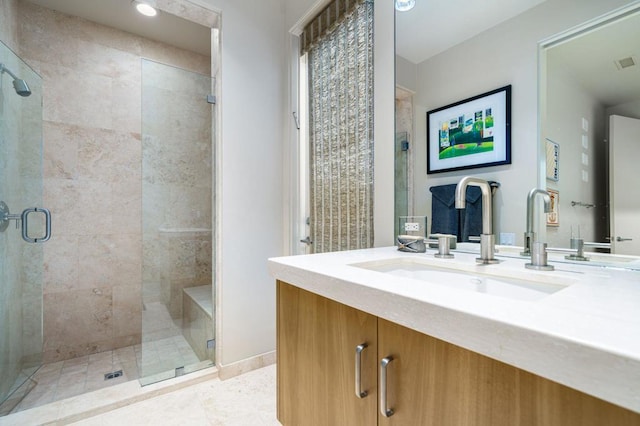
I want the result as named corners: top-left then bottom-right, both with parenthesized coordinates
top-left (268, 246), bottom-right (640, 414)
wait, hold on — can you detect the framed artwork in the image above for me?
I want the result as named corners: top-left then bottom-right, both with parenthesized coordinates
top-left (427, 85), bottom-right (511, 174)
top-left (546, 139), bottom-right (559, 181)
top-left (547, 188), bottom-right (559, 226)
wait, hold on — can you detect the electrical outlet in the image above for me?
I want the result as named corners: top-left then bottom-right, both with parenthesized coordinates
top-left (500, 233), bottom-right (515, 246)
top-left (404, 222), bottom-right (420, 232)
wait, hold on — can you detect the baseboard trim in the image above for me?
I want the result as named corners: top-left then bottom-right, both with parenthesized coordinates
top-left (218, 351), bottom-right (276, 381)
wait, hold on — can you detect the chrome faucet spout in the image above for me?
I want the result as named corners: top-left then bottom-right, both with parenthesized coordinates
top-left (522, 188), bottom-right (551, 255)
top-left (525, 188), bottom-right (551, 235)
top-left (455, 176), bottom-right (497, 264)
top-left (455, 176), bottom-right (493, 235)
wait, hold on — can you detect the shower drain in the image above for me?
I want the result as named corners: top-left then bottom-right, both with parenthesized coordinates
top-left (104, 370), bottom-right (124, 380)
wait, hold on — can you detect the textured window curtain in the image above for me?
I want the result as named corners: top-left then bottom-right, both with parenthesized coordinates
top-left (306, 0), bottom-right (374, 253)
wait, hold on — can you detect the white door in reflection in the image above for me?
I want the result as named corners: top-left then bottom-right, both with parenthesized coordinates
top-left (610, 115), bottom-right (640, 255)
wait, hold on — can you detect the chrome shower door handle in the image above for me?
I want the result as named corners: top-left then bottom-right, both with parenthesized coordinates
top-left (21, 207), bottom-right (51, 243)
top-left (355, 343), bottom-right (368, 398)
top-left (380, 356), bottom-right (394, 417)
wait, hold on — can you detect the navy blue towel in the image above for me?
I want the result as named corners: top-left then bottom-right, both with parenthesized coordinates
top-left (429, 184), bottom-right (458, 237)
top-left (429, 184), bottom-right (488, 242)
top-left (461, 186), bottom-right (483, 241)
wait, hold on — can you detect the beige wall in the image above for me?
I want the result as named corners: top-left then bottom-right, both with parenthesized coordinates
top-left (545, 66), bottom-right (605, 246)
top-left (195, 0), bottom-right (286, 368)
top-left (17, 1), bottom-right (210, 363)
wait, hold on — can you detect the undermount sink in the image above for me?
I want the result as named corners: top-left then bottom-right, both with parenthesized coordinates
top-left (351, 257), bottom-right (574, 301)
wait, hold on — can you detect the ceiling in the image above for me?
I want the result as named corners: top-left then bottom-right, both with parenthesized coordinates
top-left (547, 11), bottom-right (640, 107)
top-left (24, 0), bottom-right (212, 56)
top-left (395, 1), bottom-right (640, 107)
top-left (395, 0), bottom-right (546, 64)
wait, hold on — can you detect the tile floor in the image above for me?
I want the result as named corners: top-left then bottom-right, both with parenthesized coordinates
top-left (3, 300), bottom-right (211, 415)
top-left (8, 348), bottom-right (136, 413)
top-left (1, 364), bottom-right (278, 425)
top-left (70, 364), bottom-right (278, 425)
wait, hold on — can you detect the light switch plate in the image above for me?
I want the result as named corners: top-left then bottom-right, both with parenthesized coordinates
top-left (582, 118), bottom-right (589, 132)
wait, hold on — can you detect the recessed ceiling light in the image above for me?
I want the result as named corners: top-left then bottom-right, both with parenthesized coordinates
top-left (133, 0), bottom-right (158, 17)
top-left (395, 0), bottom-right (416, 12)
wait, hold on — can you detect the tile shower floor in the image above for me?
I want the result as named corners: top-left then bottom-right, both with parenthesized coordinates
top-left (6, 301), bottom-right (208, 415)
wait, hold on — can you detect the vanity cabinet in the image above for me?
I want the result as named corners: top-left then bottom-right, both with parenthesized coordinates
top-left (277, 280), bottom-right (640, 426)
top-left (277, 280), bottom-right (378, 425)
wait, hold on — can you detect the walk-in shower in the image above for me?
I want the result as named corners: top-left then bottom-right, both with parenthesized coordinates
top-left (0, 0), bottom-right (216, 417)
top-left (0, 63), bottom-right (31, 97)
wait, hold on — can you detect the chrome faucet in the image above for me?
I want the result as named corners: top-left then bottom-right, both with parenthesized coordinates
top-left (455, 176), bottom-right (498, 264)
top-left (521, 188), bottom-right (551, 256)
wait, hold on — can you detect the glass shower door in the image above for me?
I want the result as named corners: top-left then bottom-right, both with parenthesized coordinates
top-left (0, 41), bottom-right (44, 410)
top-left (140, 59), bottom-right (214, 385)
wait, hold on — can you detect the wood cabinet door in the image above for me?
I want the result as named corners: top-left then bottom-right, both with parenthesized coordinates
top-left (378, 318), bottom-right (525, 426)
top-left (277, 281), bottom-right (378, 426)
top-left (378, 318), bottom-right (640, 426)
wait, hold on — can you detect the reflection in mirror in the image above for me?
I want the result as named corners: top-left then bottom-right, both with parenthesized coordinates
top-left (394, 0), bottom-right (550, 250)
top-left (541, 4), bottom-right (640, 256)
top-left (395, 0), bottom-right (640, 267)
top-left (395, 87), bottom-right (414, 239)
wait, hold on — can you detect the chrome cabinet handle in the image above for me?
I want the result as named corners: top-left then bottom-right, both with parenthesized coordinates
top-left (616, 236), bottom-right (633, 242)
top-left (21, 207), bottom-right (51, 243)
top-left (380, 356), bottom-right (394, 417)
top-left (355, 343), bottom-right (368, 398)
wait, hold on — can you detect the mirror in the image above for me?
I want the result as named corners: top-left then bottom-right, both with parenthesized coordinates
top-left (541, 4), bottom-right (640, 256)
top-left (394, 0), bottom-right (640, 265)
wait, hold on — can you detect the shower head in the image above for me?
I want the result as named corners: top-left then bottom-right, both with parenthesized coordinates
top-left (12, 78), bottom-right (31, 97)
top-left (0, 63), bottom-right (32, 97)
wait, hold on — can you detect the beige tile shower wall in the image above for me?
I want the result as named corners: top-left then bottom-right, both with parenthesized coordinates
top-left (0, 0), bottom-right (18, 50)
top-left (17, 1), bottom-right (210, 363)
top-left (142, 59), bottom-right (213, 317)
